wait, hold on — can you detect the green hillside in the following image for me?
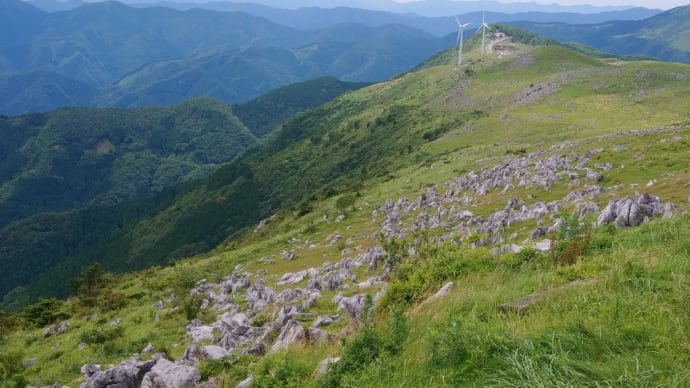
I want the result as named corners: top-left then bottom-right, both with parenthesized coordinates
top-left (1, 32), bottom-right (690, 387)
top-left (512, 5), bottom-right (690, 64)
top-left (0, 98), bottom-right (256, 299)
top-left (234, 77), bottom-right (371, 138)
top-left (0, 77), bottom-right (367, 306)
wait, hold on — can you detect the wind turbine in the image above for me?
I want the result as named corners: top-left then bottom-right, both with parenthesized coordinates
top-left (478, 11), bottom-right (491, 56)
top-left (455, 16), bottom-right (471, 66)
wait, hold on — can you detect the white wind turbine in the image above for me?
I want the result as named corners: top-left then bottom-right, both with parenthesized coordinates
top-left (478, 11), bottom-right (491, 56)
top-left (455, 16), bottom-right (471, 65)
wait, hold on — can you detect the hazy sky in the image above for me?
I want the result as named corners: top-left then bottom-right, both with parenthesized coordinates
top-left (394, 0), bottom-right (688, 9)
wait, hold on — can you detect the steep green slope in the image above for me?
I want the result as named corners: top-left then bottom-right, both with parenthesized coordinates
top-left (0, 98), bottom-right (256, 300)
top-left (512, 5), bottom-right (690, 64)
top-left (234, 77), bottom-right (370, 138)
top-left (0, 98), bottom-right (255, 226)
top-left (1, 33), bottom-right (690, 387)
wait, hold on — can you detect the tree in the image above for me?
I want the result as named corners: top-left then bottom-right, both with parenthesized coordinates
top-left (0, 311), bottom-right (23, 340)
top-left (335, 194), bottom-right (357, 214)
top-left (23, 298), bottom-right (68, 326)
top-left (70, 263), bottom-right (105, 306)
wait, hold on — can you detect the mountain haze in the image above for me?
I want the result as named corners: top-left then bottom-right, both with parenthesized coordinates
top-left (124, 2), bottom-right (661, 36)
top-left (512, 5), bottom-right (690, 64)
top-left (0, 0), bottom-right (449, 114)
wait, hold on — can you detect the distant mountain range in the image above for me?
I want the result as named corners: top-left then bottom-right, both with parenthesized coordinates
top-left (29, 0), bottom-right (661, 16)
top-left (3, 0), bottom-right (688, 116)
top-left (27, 0), bottom-right (662, 36)
top-left (511, 5), bottom-right (690, 64)
top-left (0, 0), bottom-right (448, 114)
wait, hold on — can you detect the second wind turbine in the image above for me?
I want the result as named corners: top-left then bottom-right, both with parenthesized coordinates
top-left (455, 16), bottom-right (471, 66)
top-left (479, 11), bottom-right (491, 56)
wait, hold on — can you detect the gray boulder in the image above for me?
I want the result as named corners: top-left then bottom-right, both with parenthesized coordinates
top-left (433, 282), bottom-right (454, 298)
top-left (186, 324), bottom-right (216, 343)
top-left (578, 202), bottom-right (599, 218)
top-left (203, 346), bottom-right (230, 360)
top-left (302, 290), bottom-right (321, 309)
top-left (141, 343), bottom-right (154, 355)
top-left (332, 294), bottom-right (366, 319)
top-left (281, 250), bottom-right (298, 260)
top-left (236, 375), bottom-right (253, 388)
top-left (43, 321), bottom-right (69, 338)
top-left (276, 288), bottom-right (300, 304)
top-left (315, 357), bottom-right (340, 377)
top-left (181, 346), bottom-right (204, 366)
top-left (277, 271), bottom-right (307, 286)
top-left (246, 281), bottom-right (277, 310)
top-left (528, 227), bottom-right (548, 240)
top-left (307, 277), bottom-right (322, 290)
top-left (308, 328), bottom-right (331, 345)
top-left (600, 196), bottom-right (643, 227)
top-left (584, 169), bottom-right (603, 182)
top-left (270, 319), bottom-right (306, 353)
top-left (244, 343), bottom-right (266, 356)
top-left (311, 315), bottom-right (341, 328)
top-left (357, 276), bottom-right (385, 289)
top-left (321, 272), bottom-right (343, 291)
top-left (141, 354), bottom-right (200, 388)
top-left (81, 363), bottom-right (101, 378)
top-left (80, 358), bottom-right (155, 388)
top-left (663, 202), bottom-right (677, 219)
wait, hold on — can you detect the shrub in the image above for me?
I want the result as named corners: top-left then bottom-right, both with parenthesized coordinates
top-left (199, 354), bottom-right (242, 380)
top-left (0, 350), bottom-right (26, 386)
top-left (381, 241), bottom-right (492, 308)
top-left (426, 317), bottom-right (468, 368)
top-left (179, 294), bottom-right (205, 321)
top-left (79, 326), bottom-right (125, 345)
top-left (0, 312), bottom-right (24, 340)
top-left (23, 298), bottom-right (69, 327)
top-left (253, 352), bottom-right (311, 388)
top-left (319, 303), bottom-right (409, 387)
top-left (550, 213), bottom-right (592, 266)
top-left (380, 307), bottom-right (409, 355)
top-left (502, 247), bottom-right (541, 268)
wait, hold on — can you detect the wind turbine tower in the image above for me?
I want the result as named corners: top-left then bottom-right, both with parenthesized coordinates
top-left (455, 16), bottom-right (471, 65)
top-left (479, 11), bottom-right (491, 56)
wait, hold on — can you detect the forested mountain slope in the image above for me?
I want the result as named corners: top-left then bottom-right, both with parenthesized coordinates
top-left (0, 76), bottom-right (366, 308)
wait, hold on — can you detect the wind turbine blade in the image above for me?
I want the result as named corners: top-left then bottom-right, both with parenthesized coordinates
top-left (454, 15), bottom-right (461, 26)
top-left (457, 30), bottom-right (462, 45)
